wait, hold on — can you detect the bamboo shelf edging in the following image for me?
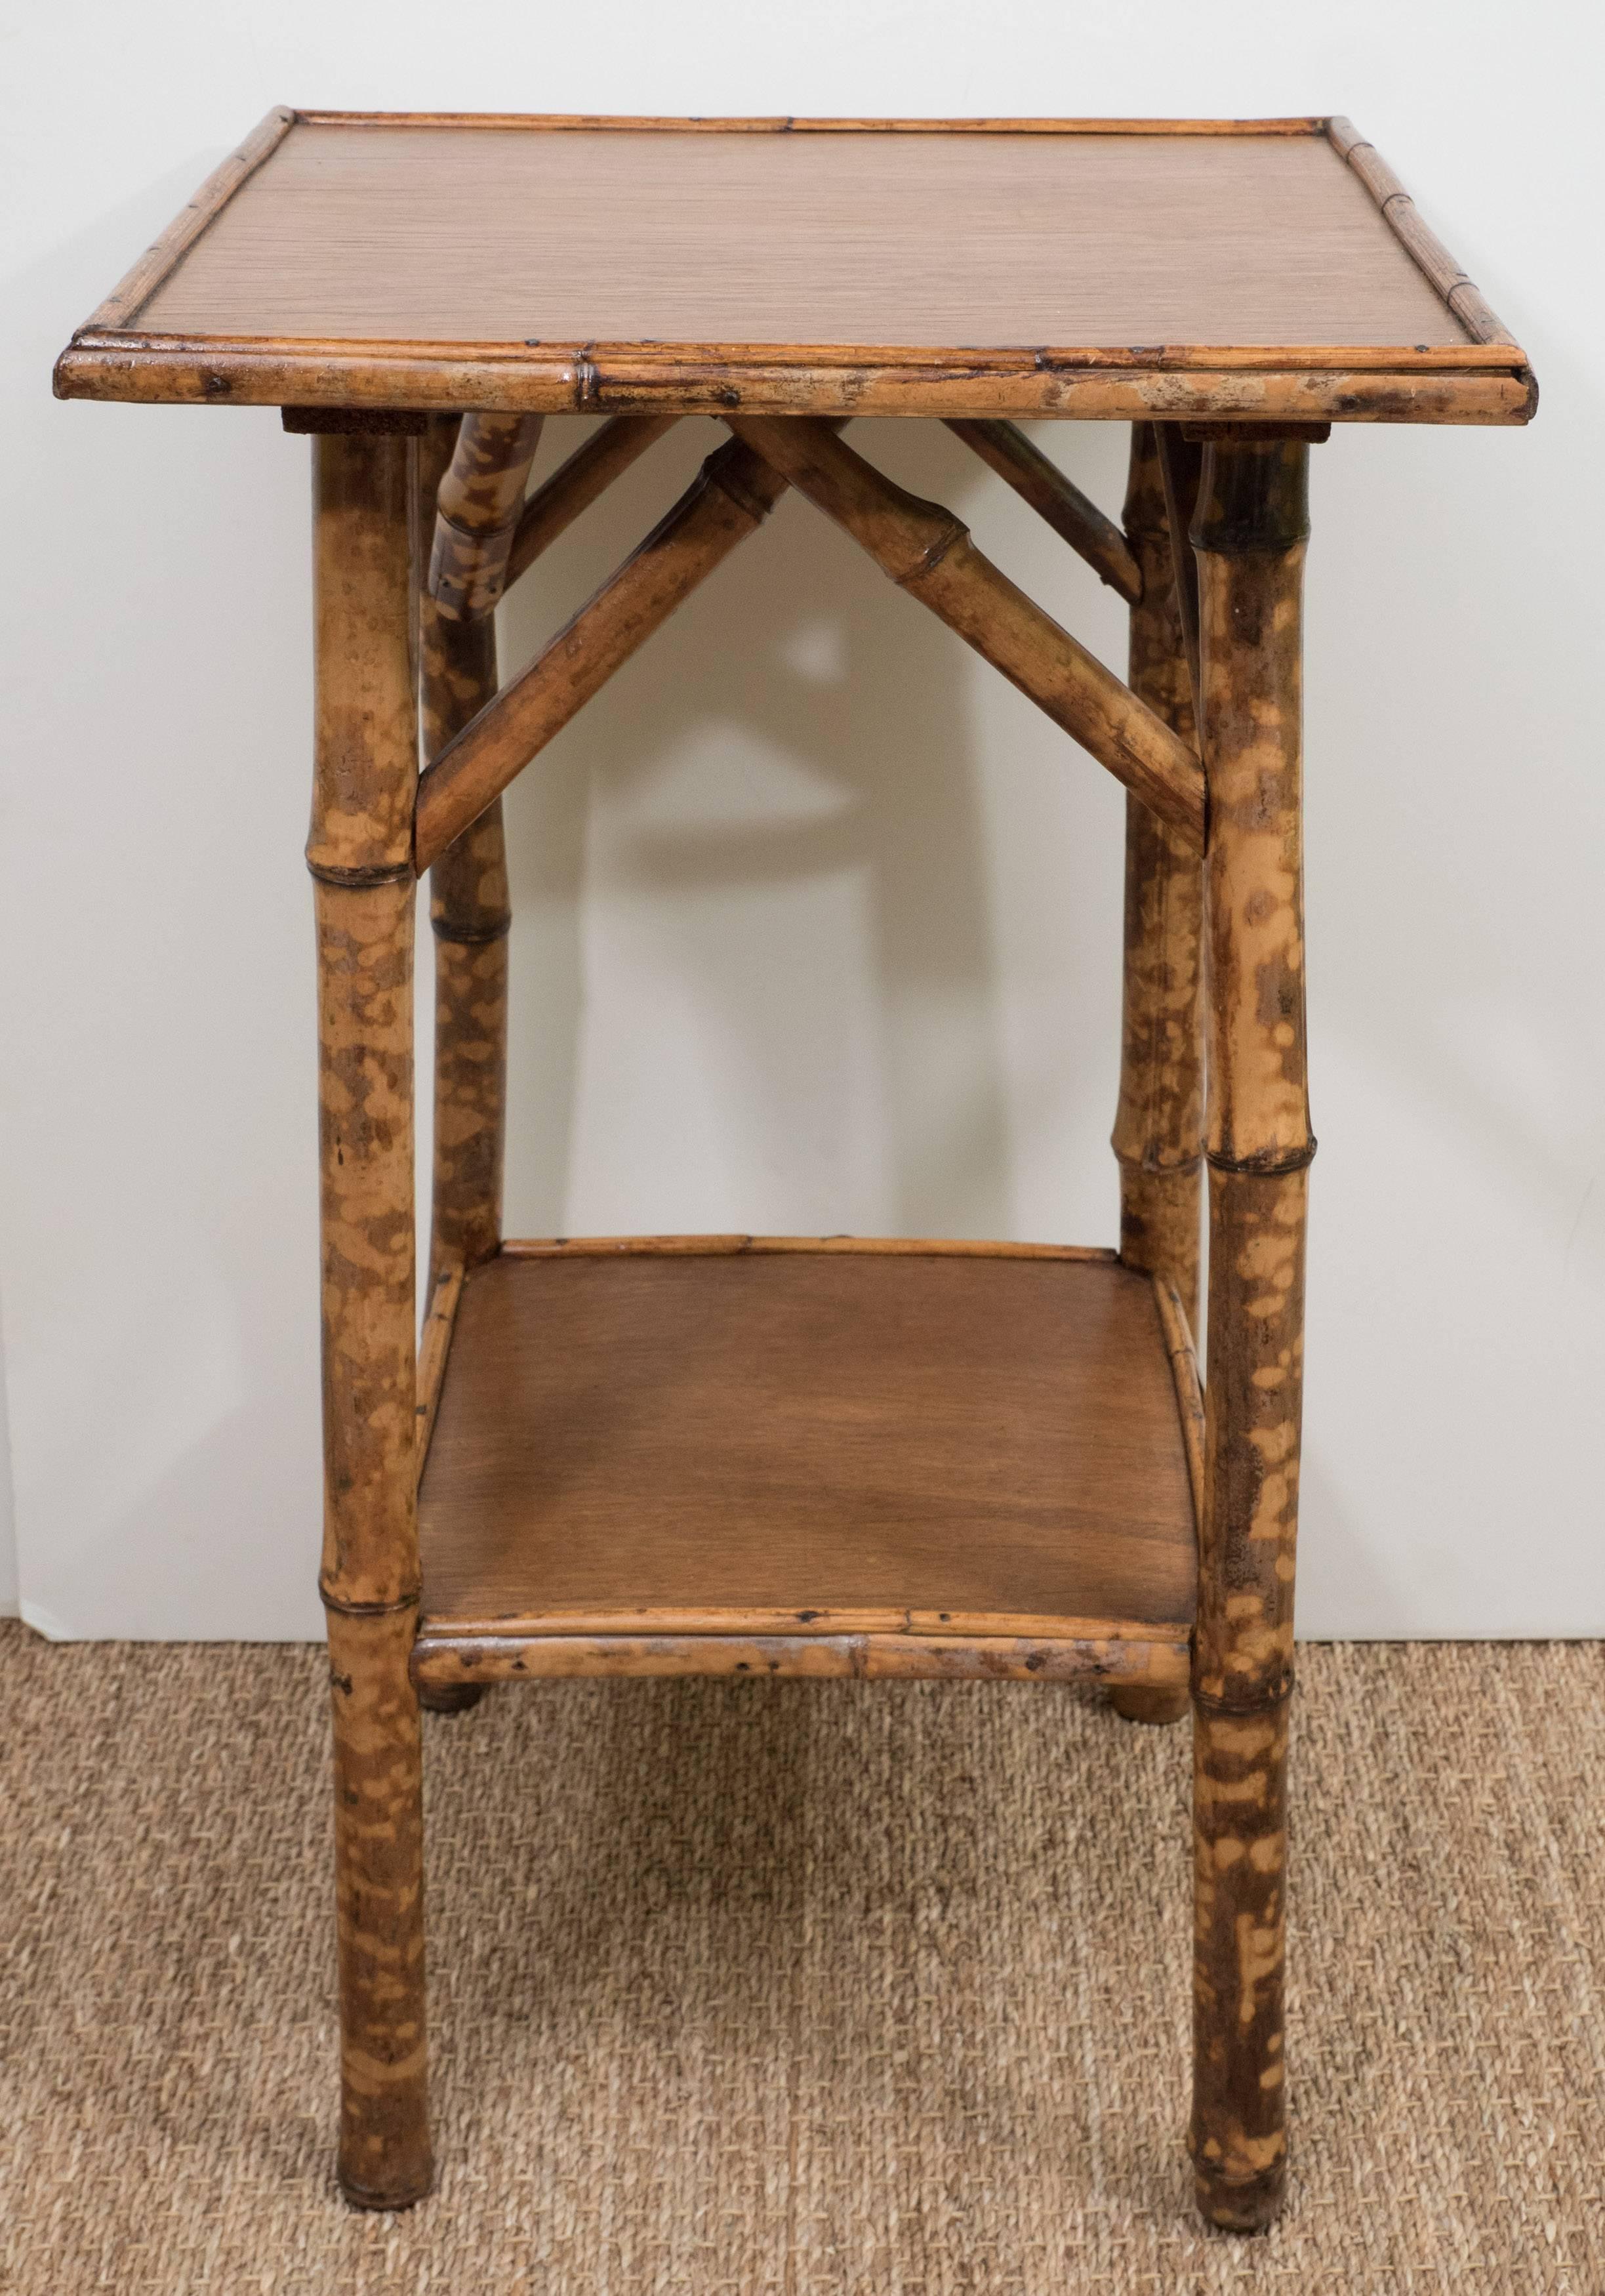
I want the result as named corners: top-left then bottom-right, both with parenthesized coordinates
top-left (411, 1628), bottom-right (1192, 1689)
top-left (498, 1233), bottom-right (1117, 1262)
top-left (726, 415), bottom-right (1206, 850)
top-left (412, 430), bottom-right (833, 872)
top-left (503, 414), bottom-right (680, 588)
top-left (945, 419), bottom-right (1143, 604)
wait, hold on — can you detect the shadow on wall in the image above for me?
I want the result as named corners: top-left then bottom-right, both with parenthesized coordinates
top-left (495, 416), bottom-right (1026, 1244)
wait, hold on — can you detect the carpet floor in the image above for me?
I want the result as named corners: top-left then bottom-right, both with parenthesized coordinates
top-left (0, 1624), bottom-right (1600, 2292)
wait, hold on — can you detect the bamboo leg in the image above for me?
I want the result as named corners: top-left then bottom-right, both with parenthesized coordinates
top-left (1108, 426), bottom-right (1204, 1729)
top-left (310, 431), bottom-right (431, 2209)
top-left (413, 418), bottom-right (508, 1717)
top-left (1188, 437), bottom-right (1314, 2234)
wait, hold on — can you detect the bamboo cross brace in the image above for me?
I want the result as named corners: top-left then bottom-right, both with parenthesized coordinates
top-left (725, 417), bottom-right (1204, 849)
top-left (413, 430), bottom-right (826, 871)
top-left (1154, 426), bottom-right (1204, 722)
top-left (944, 419), bottom-right (1143, 604)
top-left (503, 414), bottom-right (680, 591)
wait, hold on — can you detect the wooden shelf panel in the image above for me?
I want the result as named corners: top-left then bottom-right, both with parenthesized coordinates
top-left (415, 1240), bottom-right (1198, 1682)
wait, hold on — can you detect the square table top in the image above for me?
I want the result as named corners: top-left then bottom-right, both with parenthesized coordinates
top-left (54, 112), bottom-right (1534, 426)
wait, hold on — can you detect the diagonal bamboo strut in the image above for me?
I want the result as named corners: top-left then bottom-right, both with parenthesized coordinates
top-left (727, 417), bottom-right (1205, 850)
top-left (504, 415), bottom-right (680, 591)
top-left (945, 419), bottom-right (1143, 604)
top-left (415, 1261), bottom-right (464, 1488)
top-left (413, 430), bottom-right (830, 871)
top-left (429, 411), bottom-right (545, 619)
top-left (1154, 425), bottom-right (1204, 720)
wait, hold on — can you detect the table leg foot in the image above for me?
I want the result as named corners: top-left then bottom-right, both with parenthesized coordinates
top-left (418, 1679), bottom-right (489, 1715)
top-left (1108, 1682), bottom-right (1189, 1725)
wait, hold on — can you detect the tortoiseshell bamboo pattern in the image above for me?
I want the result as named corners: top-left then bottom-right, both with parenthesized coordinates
top-left (415, 418), bottom-right (512, 1288)
top-left (428, 411), bottom-right (545, 620)
top-left (1110, 424), bottom-right (1205, 1343)
top-left (308, 431), bottom-right (431, 2209)
top-left (1188, 436), bottom-right (1314, 2234)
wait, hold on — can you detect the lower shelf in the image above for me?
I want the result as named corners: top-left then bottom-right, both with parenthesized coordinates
top-left (413, 1237), bottom-right (1200, 1690)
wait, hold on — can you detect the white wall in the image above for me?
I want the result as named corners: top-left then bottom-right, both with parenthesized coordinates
top-left (3, 1), bottom-right (1601, 1640)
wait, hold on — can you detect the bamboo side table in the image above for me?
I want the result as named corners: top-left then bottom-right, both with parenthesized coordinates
top-left (55, 111), bottom-right (1534, 2232)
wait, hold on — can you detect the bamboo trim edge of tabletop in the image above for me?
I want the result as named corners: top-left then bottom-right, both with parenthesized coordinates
top-left (52, 108), bottom-right (1535, 426)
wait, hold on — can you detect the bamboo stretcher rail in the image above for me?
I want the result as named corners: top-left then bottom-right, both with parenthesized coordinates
top-left (725, 416), bottom-right (1206, 849)
top-left (944, 419), bottom-right (1143, 603)
top-left (412, 428), bottom-right (837, 871)
top-left (504, 415), bottom-right (681, 588)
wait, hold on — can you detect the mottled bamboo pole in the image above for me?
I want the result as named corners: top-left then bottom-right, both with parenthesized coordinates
top-left (1110, 423), bottom-right (1204, 1336)
top-left (727, 415), bottom-right (1206, 847)
top-left (414, 417), bottom-right (511, 1290)
top-left (429, 411), bottom-right (545, 620)
top-left (308, 432), bottom-right (431, 2208)
top-left (1189, 436), bottom-right (1314, 2234)
top-left (943, 418), bottom-right (1143, 602)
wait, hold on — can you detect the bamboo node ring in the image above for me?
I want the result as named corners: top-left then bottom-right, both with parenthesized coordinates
top-left (1192, 1673), bottom-right (1295, 1717)
top-left (306, 857), bottom-right (415, 890)
top-left (318, 1581), bottom-right (422, 1618)
top-left (430, 913), bottom-right (512, 945)
top-left (891, 515), bottom-right (968, 586)
top-left (1204, 1140), bottom-right (1317, 1176)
